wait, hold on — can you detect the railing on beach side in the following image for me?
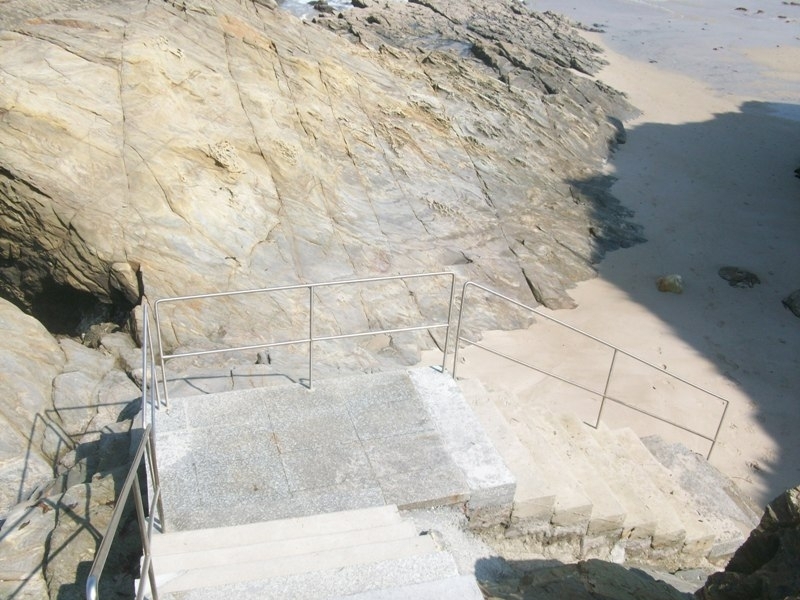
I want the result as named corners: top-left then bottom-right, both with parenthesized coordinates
top-left (152, 272), bottom-right (457, 409)
top-left (86, 303), bottom-right (165, 600)
top-left (452, 281), bottom-right (729, 460)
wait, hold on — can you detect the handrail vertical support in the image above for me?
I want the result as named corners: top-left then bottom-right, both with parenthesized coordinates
top-left (440, 273), bottom-right (456, 374)
top-left (595, 348), bottom-right (617, 429)
top-left (450, 282), bottom-right (471, 380)
top-left (153, 300), bottom-right (171, 411)
top-left (706, 397), bottom-right (729, 460)
top-left (308, 286), bottom-right (314, 390)
top-left (141, 304), bottom-right (149, 428)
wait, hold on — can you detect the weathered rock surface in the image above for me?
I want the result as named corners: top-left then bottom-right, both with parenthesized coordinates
top-left (696, 485), bottom-right (800, 600)
top-left (782, 289), bottom-right (800, 318)
top-left (0, 299), bottom-right (65, 510)
top-left (0, 297), bottom-right (141, 597)
top-left (0, 0), bottom-right (642, 374)
top-left (0, 298), bottom-right (141, 513)
top-left (718, 266), bottom-right (760, 288)
top-left (0, 466), bottom-right (138, 600)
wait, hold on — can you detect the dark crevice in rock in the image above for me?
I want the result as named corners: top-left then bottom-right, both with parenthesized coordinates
top-left (520, 267), bottom-right (545, 307)
top-left (25, 277), bottom-right (134, 337)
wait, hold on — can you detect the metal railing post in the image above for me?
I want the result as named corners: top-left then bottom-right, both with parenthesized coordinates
top-left (153, 299), bottom-right (170, 411)
top-left (141, 304), bottom-right (149, 428)
top-left (707, 394), bottom-right (729, 460)
top-left (451, 281), bottom-right (472, 380)
top-left (308, 285), bottom-right (314, 390)
top-left (595, 348), bottom-right (617, 429)
top-left (440, 273), bottom-right (456, 374)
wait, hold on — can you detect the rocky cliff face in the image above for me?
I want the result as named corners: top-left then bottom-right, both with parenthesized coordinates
top-left (696, 485), bottom-right (800, 600)
top-left (0, 0), bottom-right (641, 373)
top-left (0, 1), bottom-right (644, 593)
top-left (0, 298), bottom-right (141, 597)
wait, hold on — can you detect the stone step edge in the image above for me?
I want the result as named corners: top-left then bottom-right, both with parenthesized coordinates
top-left (590, 424), bottom-right (687, 549)
top-left (331, 574), bottom-right (484, 600)
top-left (143, 550), bottom-right (464, 600)
top-left (151, 504), bottom-right (404, 556)
top-left (491, 386), bottom-right (592, 535)
top-left (527, 407), bottom-right (628, 536)
top-left (155, 536), bottom-right (442, 594)
top-left (154, 521), bottom-right (422, 573)
top-left (641, 434), bottom-right (760, 562)
top-left (409, 368), bottom-right (516, 528)
top-left (456, 378), bottom-right (556, 521)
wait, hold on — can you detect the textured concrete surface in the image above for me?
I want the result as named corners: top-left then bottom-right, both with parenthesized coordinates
top-left (153, 368), bottom-right (512, 531)
top-left (145, 503), bottom-right (484, 599)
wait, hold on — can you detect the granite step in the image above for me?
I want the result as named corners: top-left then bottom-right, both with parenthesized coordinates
top-left (526, 407), bottom-right (628, 539)
top-left (458, 379), bottom-right (556, 526)
top-left (157, 553), bottom-right (480, 600)
top-left (599, 427), bottom-right (716, 563)
top-left (151, 504), bottom-right (405, 557)
top-left (589, 424), bottom-right (687, 561)
top-left (142, 505), bottom-right (482, 599)
top-left (154, 369), bottom-right (512, 533)
top-left (641, 435), bottom-right (761, 564)
top-left (459, 381), bottom-right (756, 567)
top-left (488, 388), bottom-right (593, 537)
top-left (553, 413), bottom-right (696, 565)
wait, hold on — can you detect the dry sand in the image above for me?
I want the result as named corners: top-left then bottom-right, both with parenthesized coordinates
top-left (453, 0), bottom-right (800, 507)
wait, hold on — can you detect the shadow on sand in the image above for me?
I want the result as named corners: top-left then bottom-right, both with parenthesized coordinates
top-left (573, 100), bottom-right (800, 504)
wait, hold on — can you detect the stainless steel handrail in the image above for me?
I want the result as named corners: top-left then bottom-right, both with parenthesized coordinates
top-left (86, 303), bottom-right (165, 600)
top-left (153, 272), bottom-right (457, 408)
top-left (453, 281), bottom-right (729, 460)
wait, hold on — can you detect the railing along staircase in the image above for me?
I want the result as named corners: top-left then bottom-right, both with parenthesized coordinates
top-left (86, 303), bottom-right (164, 600)
top-left (84, 274), bottom-right (745, 599)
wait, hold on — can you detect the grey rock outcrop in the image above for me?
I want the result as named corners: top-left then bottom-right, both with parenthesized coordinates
top-left (0, 298), bottom-right (141, 596)
top-left (0, 466), bottom-right (137, 600)
top-left (0, 299), bottom-right (141, 514)
top-left (0, 0), bottom-right (642, 374)
top-left (718, 266), bottom-right (760, 288)
top-left (782, 289), bottom-right (800, 318)
top-left (696, 485), bottom-right (800, 600)
top-left (0, 299), bottom-right (66, 510)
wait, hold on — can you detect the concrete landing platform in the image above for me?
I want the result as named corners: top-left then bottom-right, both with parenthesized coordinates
top-left (154, 368), bottom-right (514, 531)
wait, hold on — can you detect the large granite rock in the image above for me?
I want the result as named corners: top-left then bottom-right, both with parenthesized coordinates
top-left (0, 0), bottom-right (642, 375)
top-left (0, 298), bottom-right (141, 597)
top-left (0, 298), bottom-right (141, 514)
top-left (0, 298), bottom-right (65, 510)
top-left (0, 466), bottom-right (138, 600)
top-left (696, 485), bottom-right (800, 600)
top-left (0, 2), bottom-right (646, 593)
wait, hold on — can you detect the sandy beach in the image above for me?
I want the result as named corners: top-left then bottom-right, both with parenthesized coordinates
top-left (454, 0), bottom-right (800, 506)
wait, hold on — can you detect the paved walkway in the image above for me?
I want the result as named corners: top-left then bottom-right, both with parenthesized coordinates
top-left (154, 369), bottom-right (513, 531)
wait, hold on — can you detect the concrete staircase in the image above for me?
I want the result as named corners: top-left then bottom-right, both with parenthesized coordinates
top-left (139, 368), bottom-right (508, 599)
top-left (460, 379), bottom-right (761, 570)
top-left (140, 367), bottom-right (762, 598)
top-left (140, 504), bottom-right (483, 599)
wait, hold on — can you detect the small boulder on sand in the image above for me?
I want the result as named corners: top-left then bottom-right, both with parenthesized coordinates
top-left (656, 274), bottom-right (683, 294)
